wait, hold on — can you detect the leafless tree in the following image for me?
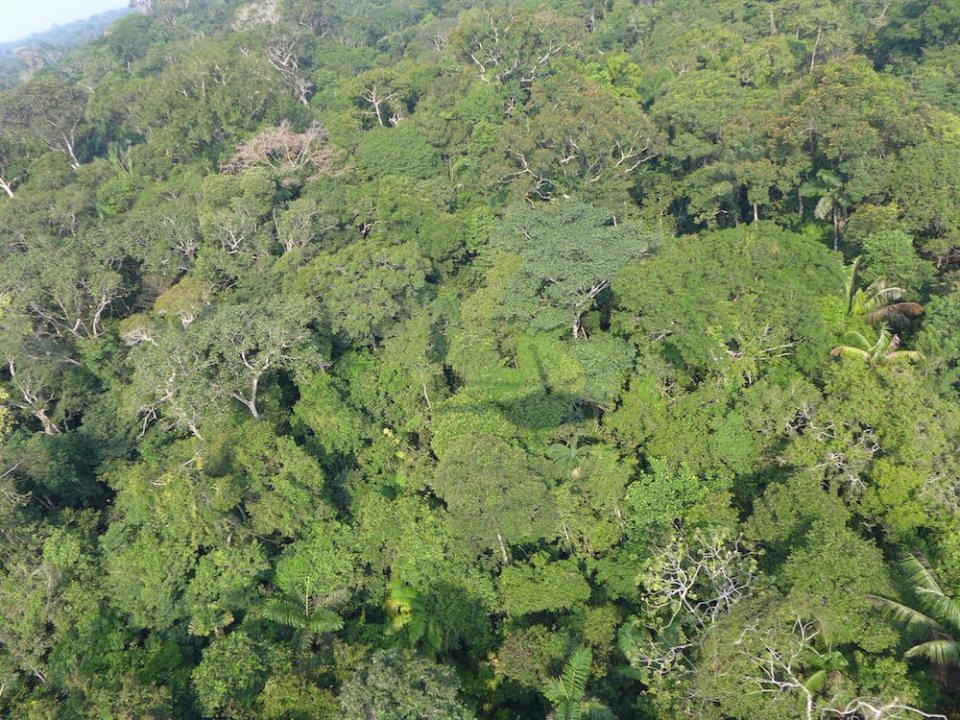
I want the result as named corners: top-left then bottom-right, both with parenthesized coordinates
top-left (222, 121), bottom-right (337, 178)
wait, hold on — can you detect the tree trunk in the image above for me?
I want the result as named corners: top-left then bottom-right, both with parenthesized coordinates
top-left (833, 206), bottom-right (840, 252)
top-left (35, 410), bottom-right (59, 435)
top-left (497, 533), bottom-right (509, 563)
top-left (231, 387), bottom-right (259, 419)
top-left (187, 421), bottom-right (205, 442)
top-left (63, 133), bottom-right (80, 169)
top-left (753, 201), bottom-right (759, 222)
top-left (810, 25), bottom-right (822, 73)
top-left (0, 175), bottom-right (13, 199)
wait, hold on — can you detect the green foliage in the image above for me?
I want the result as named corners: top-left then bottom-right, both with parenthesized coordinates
top-left (493, 201), bottom-right (658, 337)
top-left (354, 125), bottom-right (442, 180)
top-left (337, 649), bottom-right (474, 720)
top-left (430, 434), bottom-right (557, 561)
top-left (499, 554), bottom-right (591, 618)
top-left (191, 631), bottom-right (265, 718)
top-left (3, 1), bottom-right (960, 717)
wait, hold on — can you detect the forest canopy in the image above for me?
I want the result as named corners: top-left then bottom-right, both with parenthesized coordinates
top-left (1, 0), bottom-right (960, 718)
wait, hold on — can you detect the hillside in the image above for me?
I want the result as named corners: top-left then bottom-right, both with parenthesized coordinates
top-left (1, 1), bottom-right (959, 718)
top-left (0, 7), bottom-right (131, 90)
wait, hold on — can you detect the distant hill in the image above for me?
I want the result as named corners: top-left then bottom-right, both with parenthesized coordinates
top-left (0, 7), bottom-right (131, 89)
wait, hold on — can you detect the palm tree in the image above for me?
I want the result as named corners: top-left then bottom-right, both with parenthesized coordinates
top-left (262, 594), bottom-right (344, 636)
top-left (842, 257), bottom-right (923, 329)
top-left (869, 552), bottom-right (960, 672)
top-left (188, 609), bottom-right (235, 638)
top-left (543, 647), bottom-right (616, 720)
top-left (830, 324), bottom-right (923, 364)
top-left (801, 647), bottom-right (848, 695)
top-left (804, 169), bottom-right (851, 252)
top-left (547, 438), bottom-right (591, 479)
top-left (384, 582), bottom-right (443, 656)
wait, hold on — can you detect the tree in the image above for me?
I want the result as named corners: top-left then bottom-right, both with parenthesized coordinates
top-left (542, 647), bottom-right (615, 720)
top-left (385, 582), bottom-right (442, 656)
top-left (488, 74), bottom-right (664, 205)
top-left (221, 121), bottom-right (338, 179)
top-left (126, 291), bottom-right (323, 434)
top-left (338, 649), bottom-right (473, 720)
top-left (301, 239), bottom-right (429, 348)
top-left (494, 201), bottom-right (657, 338)
top-left (859, 230), bottom-right (936, 298)
top-left (803, 170), bottom-right (851, 252)
top-left (191, 631), bottom-right (266, 718)
top-left (620, 529), bottom-right (756, 683)
top-left (0, 137), bottom-right (26, 199)
top-left (0, 78), bottom-right (87, 168)
top-left (198, 293), bottom-right (322, 418)
top-left (430, 434), bottom-right (557, 562)
top-left (870, 552), bottom-right (960, 672)
top-left (499, 554), bottom-right (591, 618)
top-left (891, 139), bottom-right (960, 263)
top-left (842, 257), bottom-right (923, 329)
top-left (612, 224), bottom-right (842, 381)
top-left (449, 7), bottom-right (580, 107)
top-left (125, 326), bottom-right (218, 439)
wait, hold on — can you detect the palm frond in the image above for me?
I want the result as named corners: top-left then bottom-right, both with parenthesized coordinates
top-left (316, 587), bottom-right (351, 609)
top-left (407, 614), bottom-right (426, 644)
top-left (868, 595), bottom-right (943, 634)
top-left (831, 345), bottom-right (871, 360)
top-left (865, 302), bottom-right (923, 327)
top-left (900, 552), bottom-right (942, 594)
top-left (885, 350), bottom-right (924, 364)
top-left (816, 169), bottom-right (841, 188)
top-left (547, 443), bottom-right (571, 461)
top-left (814, 195), bottom-right (834, 220)
top-left (426, 618), bottom-right (443, 652)
top-left (803, 668), bottom-right (828, 694)
top-left (562, 647), bottom-right (592, 701)
top-left (862, 282), bottom-right (904, 310)
top-left (188, 610), bottom-right (234, 637)
top-left (542, 677), bottom-right (567, 705)
top-left (840, 330), bottom-right (873, 351)
top-left (904, 640), bottom-right (960, 667)
top-left (385, 583), bottom-right (422, 622)
top-left (306, 608), bottom-right (344, 634)
top-left (915, 589), bottom-right (960, 635)
top-left (843, 256), bottom-right (861, 312)
top-left (263, 597), bottom-right (310, 629)
top-left (874, 323), bottom-right (892, 354)
top-left (263, 597), bottom-right (343, 634)
top-left (582, 699), bottom-right (618, 720)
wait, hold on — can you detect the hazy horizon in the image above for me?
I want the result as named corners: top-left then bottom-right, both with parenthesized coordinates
top-left (0, 0), bottom-right (128, 44)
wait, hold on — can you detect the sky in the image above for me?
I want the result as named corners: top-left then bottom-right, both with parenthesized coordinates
top-left (0, 0), bottom-right (128, 44)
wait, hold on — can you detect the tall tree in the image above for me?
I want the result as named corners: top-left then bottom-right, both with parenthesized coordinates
top-left (0, 78), bottom-right (86, 168)
top-left (494, 201), bottom-right (657, 338)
